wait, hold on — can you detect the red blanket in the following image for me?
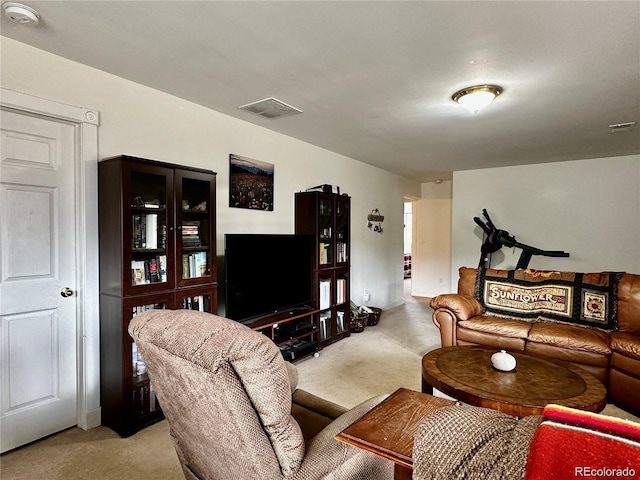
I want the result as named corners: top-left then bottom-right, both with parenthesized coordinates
top-left (525, 404), bottom-right (640, 480)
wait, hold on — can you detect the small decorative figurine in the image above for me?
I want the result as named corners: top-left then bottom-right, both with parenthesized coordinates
top-left (491, 349), bottom-right (517, 372)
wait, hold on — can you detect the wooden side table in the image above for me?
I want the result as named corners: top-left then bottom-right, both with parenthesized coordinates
top-left (335, 388), bottom-right (454, 479)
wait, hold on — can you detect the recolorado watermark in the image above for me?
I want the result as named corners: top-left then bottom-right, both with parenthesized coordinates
top-left (575, 466), bottom-right (637, 478)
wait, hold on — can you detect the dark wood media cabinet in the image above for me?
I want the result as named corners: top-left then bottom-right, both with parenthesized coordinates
top-left (248, 308), bottom-right (321, 362)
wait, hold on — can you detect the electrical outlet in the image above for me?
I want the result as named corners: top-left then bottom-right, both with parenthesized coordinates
top-left (363, 290), bottom-right (370, 303)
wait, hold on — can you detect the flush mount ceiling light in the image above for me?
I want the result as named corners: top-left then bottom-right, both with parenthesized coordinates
top-left (608, 121), bottom-right (636, 133)
top-left (3, 2), bottom-right (39, 25)
top-left (452, 85), bottom-right (503, 113)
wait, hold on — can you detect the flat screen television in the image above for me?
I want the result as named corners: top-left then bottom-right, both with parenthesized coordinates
top-left (224, 234), bottom-right (314, 324)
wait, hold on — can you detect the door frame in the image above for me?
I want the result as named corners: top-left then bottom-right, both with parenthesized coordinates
top-left (1, 88), bottom-right (101, 430)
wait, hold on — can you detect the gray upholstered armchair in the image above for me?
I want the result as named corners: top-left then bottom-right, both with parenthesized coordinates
top-left (128, 309), bottom-right (393, 480)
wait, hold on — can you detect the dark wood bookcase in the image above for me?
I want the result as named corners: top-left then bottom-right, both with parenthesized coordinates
top-left (98, 155), bottom-right (217, 437)
top-left (295, 191), bottom-right (351, 346)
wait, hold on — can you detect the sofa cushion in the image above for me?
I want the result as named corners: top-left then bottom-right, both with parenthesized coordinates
top-left (457, 328), bottom-right (527, 351)
top-left (610, 332), bottom-right (640, 361)
top-left (458, 266), bottom-right (478, 297)
top-left (459, 315), bottom-right (533, 339)
top-left (528, 321), bottom-right (611, 355)
top-left (610, 351), bottom-right (640, 377)
top-left (609, 368), bottom-right (640, 412)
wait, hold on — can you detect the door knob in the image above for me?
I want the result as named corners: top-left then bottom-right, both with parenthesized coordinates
top-left (60, 287), bottom-right (74, 298)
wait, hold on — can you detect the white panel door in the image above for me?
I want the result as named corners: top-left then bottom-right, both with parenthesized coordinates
top-left (0, 109), bottom-right (78, 452)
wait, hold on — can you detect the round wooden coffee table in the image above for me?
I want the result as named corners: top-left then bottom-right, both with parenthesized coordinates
top-left (421, 346), bottom-right (607, 417)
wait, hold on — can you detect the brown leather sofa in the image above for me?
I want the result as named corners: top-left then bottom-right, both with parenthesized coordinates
top-left (430, 267), bottom-right (640, 414)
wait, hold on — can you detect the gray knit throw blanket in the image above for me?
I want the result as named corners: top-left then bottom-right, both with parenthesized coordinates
top-left (412, 404), bottom-right (542, 480)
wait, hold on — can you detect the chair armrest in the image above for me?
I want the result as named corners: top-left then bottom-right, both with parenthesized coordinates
top-left (291, 394), bottom-right (394, 480)
top-left (430, 294), bottom-right (484, 347)
top-left (292, 389), bottom-right (348, 421)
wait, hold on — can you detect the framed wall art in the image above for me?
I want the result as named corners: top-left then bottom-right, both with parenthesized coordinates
top-left (229, 154), bottom-right (274, 211)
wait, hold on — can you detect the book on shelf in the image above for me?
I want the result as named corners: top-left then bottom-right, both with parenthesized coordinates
top-left (148, 258), bottom-right (159, 283)
top-left (131, 260), bottom-right (146, 285)
top-left (133, 382), bottom-right (152, 416)
top-left (131, 256), bottom-right (167, 285)
top-left (158, 255), bottom-right (167, 282)
top-left (132, 302), bottom-right (165, 316)
top-left (182, 237), bottom-right (202, 247)
top-left (182, 295), bottom-right (205, 311)
top-left (182, 251), bottom-right (208, 279)
top-left (336, 278), bottom-right (347, 304)
top-left (132, 214), bottom-right (163, 249)
top-left (337, 242), bottom-right (347, 263)
top-left (337, 311), bottom-right (345, 332)
top-left (145, 214), bottom-right (158, 249)
top-left (182, 222), bottom-right (200, 235)
top-left (319, 314), bottom-right (330, 340)
top-left (132, 215), bottom-right (143, 248)
top-left (319, 243), bottom-right (331, 264)
top-left (319, 279), bottom-right (331, 310)
top-left (182, 221), bottom-right (201, 247)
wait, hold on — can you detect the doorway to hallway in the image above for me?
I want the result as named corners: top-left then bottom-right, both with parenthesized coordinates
top-left (404, 201), bottom-right (412, 298)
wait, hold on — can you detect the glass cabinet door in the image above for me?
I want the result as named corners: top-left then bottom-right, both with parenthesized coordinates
top-left (335, 196), bottom-right (350, 265)
top-left (318, 196), bottom-right (334, 266)
top-left (124, 164), bottom-right (174, 295)
top-left (318, 275), bottom-right (333, 343)
top-left (175, 169), bottom-right (216, 287)
top-left (125, 296), bottom-right (169, 420)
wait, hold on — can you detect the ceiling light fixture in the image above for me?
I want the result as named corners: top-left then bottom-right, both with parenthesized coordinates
top-left (608, 121), bottom-right (636, 133)
top-left (452, 85), bottom-right (503, 113)
top-left (3, 2), bottom-right (39, 25)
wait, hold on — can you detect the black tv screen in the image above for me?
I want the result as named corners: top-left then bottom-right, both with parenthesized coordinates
top-left (224, 234), bottom-right (314, 323)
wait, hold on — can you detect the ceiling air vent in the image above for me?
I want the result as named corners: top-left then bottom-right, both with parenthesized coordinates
top-left (238, 97), bottom-right (303, 119)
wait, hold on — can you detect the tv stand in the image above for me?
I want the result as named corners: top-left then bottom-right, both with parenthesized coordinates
top-left (285, 305), bottom-right (313, 315)
top-left (248, 308), bottom-right (321, 362)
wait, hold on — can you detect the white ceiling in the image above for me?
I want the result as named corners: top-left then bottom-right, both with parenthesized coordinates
top-left (2, 1), bottom-right (639, 182)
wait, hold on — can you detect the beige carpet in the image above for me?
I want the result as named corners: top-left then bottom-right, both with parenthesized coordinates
top-left (2, 290), bottom-right (637, 479)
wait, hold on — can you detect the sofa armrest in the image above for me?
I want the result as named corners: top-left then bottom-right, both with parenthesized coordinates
top-left (430, 294), bottom-right (483, 320)
top-left (430, 294), bottom-right (483, 347)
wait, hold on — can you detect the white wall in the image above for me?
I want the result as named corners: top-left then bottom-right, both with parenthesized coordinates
top-left (452, 155), bottom-right (640, 290)
top-left (1, 37), bottom-right (420, 424)
top-left (1, 37), bottom-right (420, 305)
top-left (411, 181), bottom-right (452, 297)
